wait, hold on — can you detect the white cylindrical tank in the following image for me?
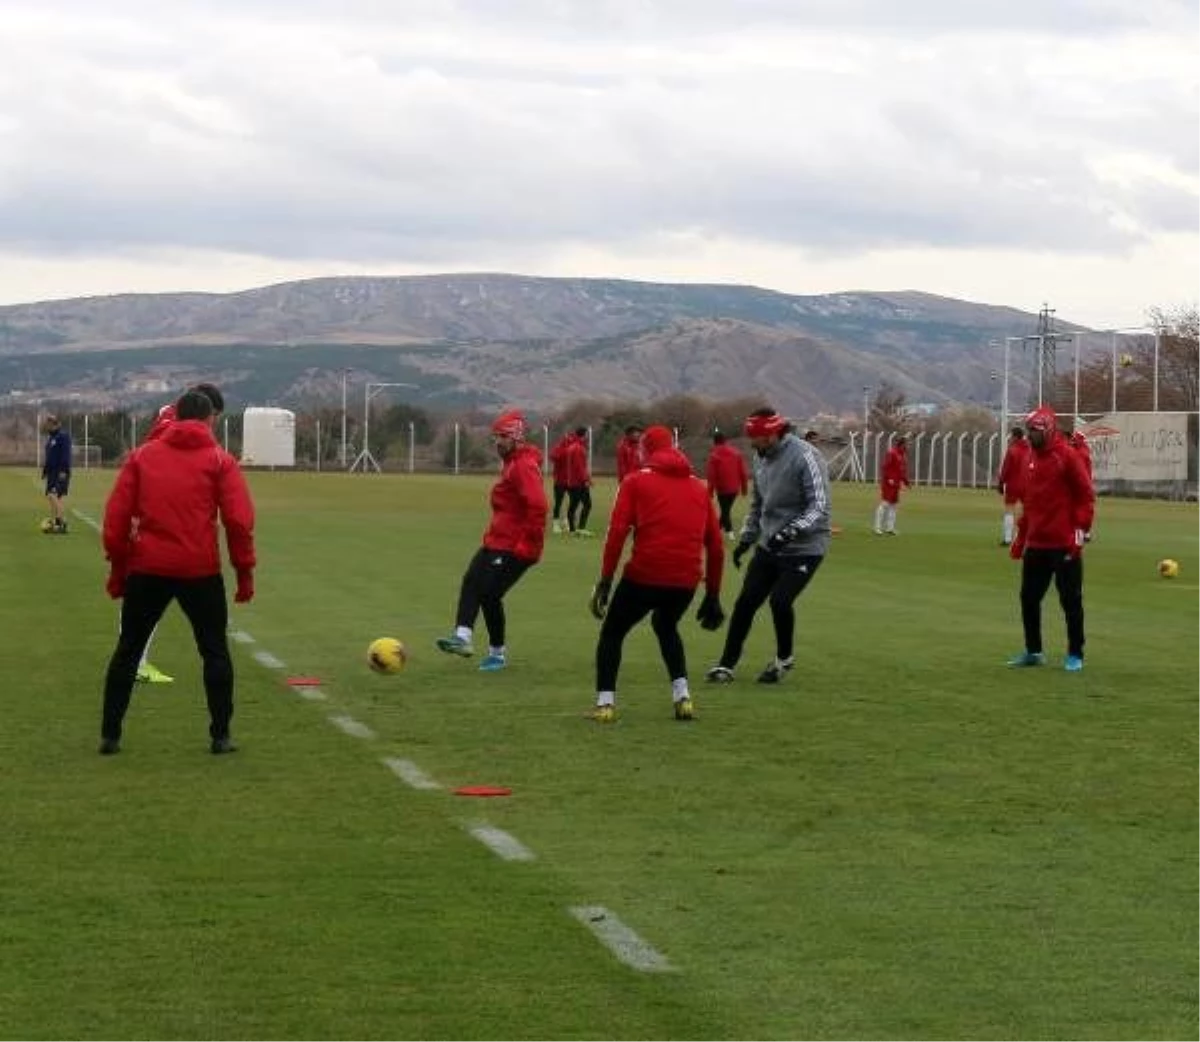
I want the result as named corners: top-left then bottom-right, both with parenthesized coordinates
top-left (242, 407), bottom-right (296, 468)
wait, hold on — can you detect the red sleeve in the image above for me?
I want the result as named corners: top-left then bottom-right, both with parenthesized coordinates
top-left (512, 455), bottom-right (548, 561)
top-left (601, 477), bottom-right (636, 579)
top-left (102, 453), bottom-right (140, 566)
top-left (702, 499), bottom-right (725, 595)
top-left (216, 453), bottom-right (257, 572)
top-left (1065, 448), bottom-right (1095, 533)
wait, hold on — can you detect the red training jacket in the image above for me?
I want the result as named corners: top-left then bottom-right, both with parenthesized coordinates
top-left (880, 444), bottom-right (910, 503)
top-left (482, 442), bottom-right (548, 563)
top-left (997, 438), bottom-right (1030, 503)
top-left (601, 445), bottom-right (724, 594)
top-left (144, 403), bottom-right (177, 443)
top-left (705, 442), bottom-right (749, 497)
top-left (548, 435), bottom-right (572, 485)
top-left (1020, 432), bottom-right (1095, 550)
top-left (559, 434), bottom-right (590, 487)
top-left (103, 419), bottom-right (256, 579)
top-left (1070, 432), bottom-right (1093, 477)
top-left (616, 435), bottom-right (641, 481)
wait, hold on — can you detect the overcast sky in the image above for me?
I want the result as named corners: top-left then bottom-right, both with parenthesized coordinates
top-left (1, 0), bottom-right (1195, 328)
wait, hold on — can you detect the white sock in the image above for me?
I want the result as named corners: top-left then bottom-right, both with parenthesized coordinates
top-left (488, 645), bottom-right (506, 659)
top-left (873, 503), bottom-right (886, 531)
top-left (596, 691), bottom-right (615, 707)
top-left (886, 505), bottom-right (897, 532)
top-left (455, 625), bottom-right (473, 643)
top-left (1003, 512), bottom-right (1014, 543)
top-left (671, 677), bottom-right (690, 702)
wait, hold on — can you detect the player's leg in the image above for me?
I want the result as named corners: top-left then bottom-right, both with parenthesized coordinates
top-left (100, 575), bottom-right (174, 751)
top-left (593, 579), bottom-right (653, 720)
top-left (176, 575), bottom-right (236, 750)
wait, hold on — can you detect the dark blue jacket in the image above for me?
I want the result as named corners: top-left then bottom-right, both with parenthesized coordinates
top-left (43, 429), bottom-right (72, 476)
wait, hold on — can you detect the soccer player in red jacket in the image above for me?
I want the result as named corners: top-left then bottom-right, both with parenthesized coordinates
top-left (436, 409), bottom-right (548, 671)
top-left (705, 431), bottom-right (750, 541)
top-left (873, 434), bottom-right (911, 534)
top-left (548, 430), bottom-right (572, 534)
top-left (99, 389), bottom-right (256, 755)
top-left (1007, 406), bottom-right (1095, 672)
top-left (587, 426), bottom-right (725, 722)
top-left (561, 426), bottom-right (594, 535)
top-left (996, 426), bottom-right (1030, 546)
top-left (615, 423), bottom-right (644, 482)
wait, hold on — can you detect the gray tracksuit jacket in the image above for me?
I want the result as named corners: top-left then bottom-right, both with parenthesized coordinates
top-left (738, 432), bottom-right (832, 558)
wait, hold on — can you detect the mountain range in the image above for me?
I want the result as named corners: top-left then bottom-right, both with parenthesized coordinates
top-left (0, 274), bottom-right (1071, 417)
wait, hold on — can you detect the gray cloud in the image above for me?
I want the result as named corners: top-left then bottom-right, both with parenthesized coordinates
top-left (0, 0), bottom-right (1195, 272)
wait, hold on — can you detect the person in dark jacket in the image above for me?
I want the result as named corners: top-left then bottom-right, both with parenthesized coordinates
top-left (706, 408), bottom-right (831, 685)
top-left (705, 431), bottom-right (750, 540)
top-left (1007, 406), bottom-right (1095, 672)
top-left (99, 390), bottom-right (257, 755)
top-left (41, 414), bottom-right (73, 533)
top-left (588, 426), bottom-right (725, 722)
top-left (436, 409), bottom-right (548, 672)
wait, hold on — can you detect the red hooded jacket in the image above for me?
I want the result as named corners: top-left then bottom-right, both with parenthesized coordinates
top-left (558, 433), bottom-right (590, 487)
top-left (997, 437), bottom-right (1030, 504)
top-left (103, 419), bottom-right (256, 579)
top-left (549, 434), bottom-right (572, 485)
top-left (1019, 432), bottom-right (1095, 550)
top-left (616, 435), bottom-right (642, 481)
top-left (880, 443), bottom-right (910, 503)
top-left (601, 445), bottom-right (724, 593)
top-left (705, 442), bottom-right (749, 497)
top-left (482, 442), bottom-right (548, 563)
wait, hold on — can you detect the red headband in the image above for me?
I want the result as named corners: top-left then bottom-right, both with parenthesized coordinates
top-left (743, 412), bottom-right (788, 439)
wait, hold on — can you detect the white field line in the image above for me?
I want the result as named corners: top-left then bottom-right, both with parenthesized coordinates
top-left (294, 686), bottom-right (327, 702)
top-left (569, 906), bottom-right (676, 973)
top-left (252, 650), bottom-right (286, 669)
top-left (466, 823), bottom-right (536, 862)
top-left (328, 714), bottom-right (375, 740)
top-left (71, 508), bottom-right (100, 531)
top-left (383, 757), bottom-right (441, 790)
top-left (228, 629), bottom-right (256, 644)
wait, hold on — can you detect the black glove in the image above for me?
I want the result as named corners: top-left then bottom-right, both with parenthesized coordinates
top-left (767, 529), bottom-right (790, 552)
top-left (589, 577), bottom-right (613, 620)
top-left (696, 593), bottom-right (725, 631)
top-left (732, 541), bottom-right (753, 570)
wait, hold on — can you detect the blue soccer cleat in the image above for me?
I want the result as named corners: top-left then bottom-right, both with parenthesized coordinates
top-left (478, 653), bottom-right (507, 672)
top-left (1007, 651), bottom-right (1046, 668)
top-left (1064, 655), bottom-right (1084, 672)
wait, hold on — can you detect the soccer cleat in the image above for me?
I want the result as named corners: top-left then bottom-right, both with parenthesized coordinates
top-left (705, 665), bottom-right (735, 683)
top-left (478, 653), bottom-right (507, 672)
top-left (435, 635), bottom-right (474, 657)
top-left (551, 519), bottom-right (564, 534)
top-left (1064, 655), bottom-right (1084, 672)
top-left (873, 528), bottom-right (884, 536)
top-left (1007, 651), bottom-right (1046, 668)
top-left (673, 697), bottom-right (694, 721)
top-left (136, 663), bottom-right (175, 684)
top-left (756, 656), bottom-right (795, 684)
top-left (98, 737), bottom-right (121, 756)
top-left (573, 528), bottom-right (595, 538)
top-left (589, 705), bottom-right (616, 724)
top-left (210, 736), bottom-right (238, 755)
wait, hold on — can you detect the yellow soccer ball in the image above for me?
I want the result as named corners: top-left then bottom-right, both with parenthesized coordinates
top-left (1157, 558), bottom-right (1180, 580)
top-left (367, 637), bottom-right (408, 674)
top-left (39, 517), bottom-right (56, 533)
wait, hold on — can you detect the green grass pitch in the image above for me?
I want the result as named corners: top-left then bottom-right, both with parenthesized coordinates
top-left (1, 466), bottom-right (1195, 1040)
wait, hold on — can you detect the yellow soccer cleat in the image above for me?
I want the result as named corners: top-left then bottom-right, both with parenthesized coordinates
top-left (589, 705), bottom-right (616, 724)
top-left (136, 663), bottom-right (175, 684)
top-left (673, 697), bottom-right (694, 721)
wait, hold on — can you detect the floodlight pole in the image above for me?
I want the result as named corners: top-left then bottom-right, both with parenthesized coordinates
top-left (340, 369), bottom-right (349, 468)
top-left (349, 382), bottom-right (418, 474)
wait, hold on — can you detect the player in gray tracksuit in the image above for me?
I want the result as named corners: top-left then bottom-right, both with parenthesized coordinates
top-left (705, 409), bottom-right (831, 684)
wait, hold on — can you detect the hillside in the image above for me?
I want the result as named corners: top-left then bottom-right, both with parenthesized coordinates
top-left (0, 274), bottom-right (1066, 416)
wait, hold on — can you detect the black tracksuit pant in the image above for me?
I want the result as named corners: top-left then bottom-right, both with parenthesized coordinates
top-left (596, 579), bottom-right (695, 692)
top-left (719, 549), bottom-right (823, 668)
top-left (102, 573), bottom-right (234, 741)
top-left (454, 548), bottom-right (532, 648)
top-left (566, 486), bottom-right (592, 531)
top-left (1020, 547), bottom-right (1085, 658)
top-left (715, 493), bottom-right (737, 533)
